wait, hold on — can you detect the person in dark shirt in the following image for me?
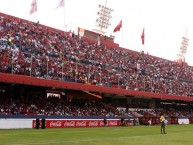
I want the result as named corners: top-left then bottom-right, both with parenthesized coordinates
top-left (103, 118), bottom-right (107, 126)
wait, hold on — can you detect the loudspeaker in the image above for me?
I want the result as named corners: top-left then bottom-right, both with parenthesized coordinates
top-left (35, 118), bottom-right (39, 129)
top-left (41, 118), bottom-right (46, 129)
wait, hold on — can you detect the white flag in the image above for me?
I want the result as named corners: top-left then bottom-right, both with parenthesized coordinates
top-left (29, 0), bottom-right (37, 15)
top-left (57, 0), bottom-right (64, 8)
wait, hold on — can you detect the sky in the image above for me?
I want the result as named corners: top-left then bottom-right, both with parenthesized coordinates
top-left (0, 0), bottom-right (193, 66)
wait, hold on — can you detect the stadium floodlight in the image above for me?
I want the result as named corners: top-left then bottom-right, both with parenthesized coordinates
top-left (177, 28), bottom-right (189, 62)
top-left (94, 0), bottom-right (113, 34)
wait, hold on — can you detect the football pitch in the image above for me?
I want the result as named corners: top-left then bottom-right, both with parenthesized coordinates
top-left (0, 124), bottom-right (193, 145)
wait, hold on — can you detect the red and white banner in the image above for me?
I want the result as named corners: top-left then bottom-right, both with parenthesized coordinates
top-left (32, 119), bottom-right (134, 128)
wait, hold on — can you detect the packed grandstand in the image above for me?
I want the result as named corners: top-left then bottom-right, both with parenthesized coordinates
top-left (0, 12), bottom-right (193, 128)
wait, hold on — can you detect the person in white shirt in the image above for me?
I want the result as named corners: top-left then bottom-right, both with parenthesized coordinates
top-left (148, 119), bottom-right (152, 126)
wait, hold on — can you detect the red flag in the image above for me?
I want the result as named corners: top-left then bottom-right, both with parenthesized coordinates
top-left (29, 0), bottom-right (37, 15)
top-left (57, 0), bottom-right (64, 8)
top-left (141, 28), bottom-right (145, 45)
top-left (113, 20), bottom-right (122, 33)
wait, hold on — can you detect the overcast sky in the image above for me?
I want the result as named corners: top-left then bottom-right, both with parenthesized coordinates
top-left (0, 0), bottom-right (193, 66)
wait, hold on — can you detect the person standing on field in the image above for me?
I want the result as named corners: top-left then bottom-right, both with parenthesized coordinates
top-left (160, 113), bottom-right (166, 134)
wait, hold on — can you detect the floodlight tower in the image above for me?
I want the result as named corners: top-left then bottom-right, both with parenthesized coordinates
top-left (177, 28), bottom-right (189, 62)
top-left (94, 0), bottom-right (113, 34)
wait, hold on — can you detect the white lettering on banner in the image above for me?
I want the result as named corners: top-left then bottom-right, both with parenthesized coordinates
top-left (50, 121), bottom-right (62, 127)
top-left (76, 121), bottom-right (86, 127)
top-left (31, 119), bottom-right (121, 129)
top-left (100, 121), bottom-right (104, 126)
top-left (109, 121), bottom-right (118, 126)
top-left (89, 121), bottom-right (98, 126)
top-left (64, 121), bottom-right (75, 127)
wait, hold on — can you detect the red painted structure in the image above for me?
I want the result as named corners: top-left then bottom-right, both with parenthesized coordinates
top-left (1, 73), bottom-right (193, 101)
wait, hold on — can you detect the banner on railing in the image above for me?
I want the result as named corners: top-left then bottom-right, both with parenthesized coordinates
top-left (32, 119), bottom-right (134, 128)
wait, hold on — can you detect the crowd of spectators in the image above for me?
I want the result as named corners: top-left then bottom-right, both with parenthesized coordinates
top-left (0, 93), bottom-right (192, 119)
top-left (132, 107), bottom-right (193, 118)
top-left (0, 94), bottom-right (134, 117)
top-left (1, 13), bottom-right (193, 98)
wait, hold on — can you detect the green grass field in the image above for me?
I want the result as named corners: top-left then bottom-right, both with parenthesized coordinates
top-left (0, 125), bottom-right (193, 145)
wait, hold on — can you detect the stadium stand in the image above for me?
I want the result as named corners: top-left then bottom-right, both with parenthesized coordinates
top-left (1, 13), bottom-right (193, 96)
top-left (0, 12), bottom-right (193, 124)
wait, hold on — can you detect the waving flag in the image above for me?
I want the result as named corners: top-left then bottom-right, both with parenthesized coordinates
top-left (113, 20), bottom-right (122, 33)
top-left (57, 0), bottom-right (64, 8)
top-left (29, 0), bottom-right (37, 15)
top-left (141, 28), bottom-right (145, 45)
